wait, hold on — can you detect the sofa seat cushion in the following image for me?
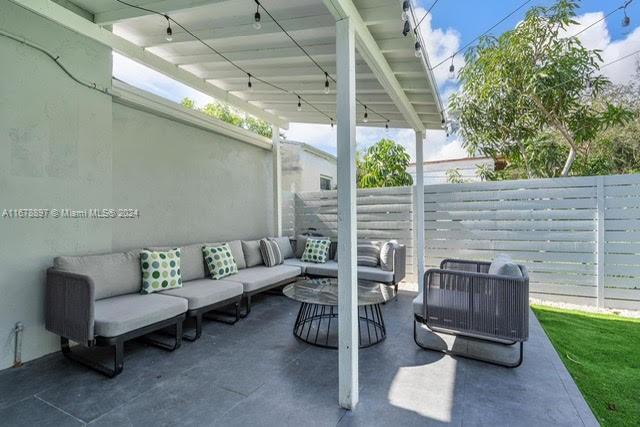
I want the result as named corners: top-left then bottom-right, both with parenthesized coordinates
top-left (94, 294), bottom-right (187, 338)
top-left (306, 261), bottom-right (394, 283)
top-left (161, 279), bottom-right (243, 310)
top-left (282, 258), bottom-right (318, 274)
top-left (225, 265), bottom-right (301, 293)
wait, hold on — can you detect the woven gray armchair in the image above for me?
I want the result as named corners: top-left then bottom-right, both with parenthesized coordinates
top-left (413, 258), bottom-right (529, 367)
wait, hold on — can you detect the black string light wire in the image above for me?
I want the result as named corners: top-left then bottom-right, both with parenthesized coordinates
top-left (113, 0), bottom-right (335, 123)
top-left (252, 0), bottom-right (392, 124)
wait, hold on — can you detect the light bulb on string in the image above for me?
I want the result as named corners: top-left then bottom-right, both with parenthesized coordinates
top-left (385, 121), bottom-right (389, 131)
top-left (449, 56), bottom-right (456, 79)
top-left (414, 41), bottom-right (422, 58)
top-left (297, 96), bottom-right (302, 112)
top-left (330, 118), bottom-right (334, 128)
top-left (253, 1), bottom-right (262, 30)
top-left (402, 19), bottom-right (411, 37)
top-left (324, 72), bottom-right (330, 94)
top-left (363, 106), bottom-right (369, 123)
top-left (165, 16), bottom-right (173, 42)
top-left (247, 74), bottom-right (253, 91)
top-left (401, 1), bottom-right (410, 21)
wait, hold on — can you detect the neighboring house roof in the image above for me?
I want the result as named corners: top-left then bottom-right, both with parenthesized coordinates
top-left (281, 140), bottom-right (337, 163)
top-left (408, 156), bottom-right (493, 166)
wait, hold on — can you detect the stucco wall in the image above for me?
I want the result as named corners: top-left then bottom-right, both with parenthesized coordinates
top-left (111, 102), bottom-right (274, 249)
top-left (0, 3), bottom-right (274, 370)
top-left (0, 2), bottom-right (113, 369)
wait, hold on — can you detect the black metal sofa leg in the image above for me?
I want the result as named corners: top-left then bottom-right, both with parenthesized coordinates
top-left (61, 337), bottom-right (124, 378)
top-left (413, 320), bottom-right (524, 368)
top-left (183, 315), bottom-right (203, 342)
top-left (239, 295), bottom-right (251, 318)
top-left (204, 302), bottom-right (240, 325)
top-left (137, 319), bottom-right (183, 351)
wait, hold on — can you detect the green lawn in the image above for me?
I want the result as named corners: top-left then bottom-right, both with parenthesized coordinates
top-left (531, 305), bottom-right (640, 427)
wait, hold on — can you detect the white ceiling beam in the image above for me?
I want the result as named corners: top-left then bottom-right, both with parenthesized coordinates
top-left (323, 0), bottom-right (425, 131)
top-left (94, 0), bottom-right (229, 25)
top-left (10, 0), bottom-right (288, 129)
top-left (166, 43), bottom-right (337, 66)
top-left (139, 15), bottom-right (335, 47)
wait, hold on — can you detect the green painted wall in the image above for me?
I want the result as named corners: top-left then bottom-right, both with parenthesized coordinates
top-left (0, 3), bottom-right (274, 370)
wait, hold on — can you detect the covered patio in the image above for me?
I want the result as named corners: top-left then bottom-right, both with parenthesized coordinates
top-left (0, 0), bottom-right (601, 425)
top-left (0, 289), bottom-right (597, 426)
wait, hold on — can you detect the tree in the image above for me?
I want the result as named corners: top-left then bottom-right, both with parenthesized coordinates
top-left (357, 139), bottom-right (413, 188)
top-left (449, 0), bottom-right (633, 177)
top-left (446, 168), bottom-right (464, 184)
top-left (181, 97), bottom-right (272, 139)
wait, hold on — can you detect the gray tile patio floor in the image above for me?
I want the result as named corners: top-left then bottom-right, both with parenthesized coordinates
top-left (0, 288), bottom-right (598, 426)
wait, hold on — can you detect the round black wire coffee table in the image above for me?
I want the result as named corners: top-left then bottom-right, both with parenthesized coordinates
top-left (283, 277), bottom-right (395, 349)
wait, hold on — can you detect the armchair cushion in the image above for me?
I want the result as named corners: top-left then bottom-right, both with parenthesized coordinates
top-left (380, 240), bottom-right (399, 272)
top-left (488, 254), bottom-right (523, 278)
top-left (94, 293), bottom-right (187, 337)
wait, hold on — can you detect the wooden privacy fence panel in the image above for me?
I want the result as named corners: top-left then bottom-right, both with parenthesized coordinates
top-left (424, 175), bottom-right (640, 310)
top-left (294, 187), bottom-right (416, 280)
top-left (292, 174), bottom-right (640, 309)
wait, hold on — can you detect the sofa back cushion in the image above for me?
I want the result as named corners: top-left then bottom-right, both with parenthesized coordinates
top-left (149, 243), bottom-right (208, 282)
top-left (294, 235), bottom-right (309, 259)
top-left (54, 251), bottom-right (141, 300)
top-left (242, 240), bottom-right (264, 267)
top-left (271, 236), bottom-right (294, 259)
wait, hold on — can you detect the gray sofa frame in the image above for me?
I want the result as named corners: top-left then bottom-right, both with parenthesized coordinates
top-left (47, 268), bottom-right (185, 378)
top-left (414, 259), bottom-right (529, 368)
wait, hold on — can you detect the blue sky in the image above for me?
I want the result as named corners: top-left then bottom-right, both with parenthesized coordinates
top-left (114, 0), bottom-right (640, 161)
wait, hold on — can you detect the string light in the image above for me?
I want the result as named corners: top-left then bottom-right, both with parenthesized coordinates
top-left (414, 41), bottom-right (422, 58)
top-left (165, 15), bottom-right (173, 41)
top-left (247, 73), bottom-right (253, 91)
top-left (449, 56), bottom-right (455, 78)
top-left (401, 1), bottom-right (410, 21)
top-left (324, 72), bottom-right (330, 94)
top-left (622, 0), bottom-right (631, 26)
top-left (363, 105), bottom-right (369, 123)
top-left (330, 118), bottom-right (334, 128)
top-left (297, 96), bottom-right (302, 112)
top-left (402, 19), bottom-right (411, 37)
top-left (385, 120), bottom-right (389, 130)
top-left (253, 0), bottom-right (262, 30)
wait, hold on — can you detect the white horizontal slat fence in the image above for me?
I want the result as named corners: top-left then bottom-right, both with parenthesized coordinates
top-left (294, 187), bottom-right (416, 281)
top-left (292, 174), bottom-right (640, 309)
top-left (424, 174), bottom-right (640, 310)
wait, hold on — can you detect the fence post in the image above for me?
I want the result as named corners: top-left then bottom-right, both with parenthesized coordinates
top-left (596, 176), bottom-right (605, 308)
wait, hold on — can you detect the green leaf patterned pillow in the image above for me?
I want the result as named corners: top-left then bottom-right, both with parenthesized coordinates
top-left (203, 243), bottom-right (238, 280)
top-left (301, 238), bottom-right (331, 263)
top-left (140, 248), bottom-right (182, 294)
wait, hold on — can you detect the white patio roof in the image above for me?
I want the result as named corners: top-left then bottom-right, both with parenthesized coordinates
top-left (27, 0), bottom-right (444, 131)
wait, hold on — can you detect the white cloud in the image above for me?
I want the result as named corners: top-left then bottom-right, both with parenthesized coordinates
top-left (412, 8), bottom-right (465, 86)
top-left (563, 12), bottom-right (640, 84)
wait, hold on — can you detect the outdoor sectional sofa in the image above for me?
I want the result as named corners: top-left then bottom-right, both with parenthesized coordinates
top-left (45, 237), bottom-right (405, 377)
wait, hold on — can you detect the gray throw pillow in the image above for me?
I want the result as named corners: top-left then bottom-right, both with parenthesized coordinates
top-left (260, 238), bottom-right (284, 267)
top-left (380, 240), bottom-right (399, 272)
top-left (271, 236), bottom-right (294, 259)
top-left (294, 235), bottom-right (309, 259)
top-left (357, 242), bottom-right (380, 267)
top-left (488, 254), bottom-right (522, 278)
top-left (242, 240), bottom-right (264, 267)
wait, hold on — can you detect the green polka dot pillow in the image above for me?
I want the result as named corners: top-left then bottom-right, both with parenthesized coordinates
top-left (301, 238), bottom-right (331, 264)
top-left (203, 243), bottom-right (238, 280)
top-left (140, 248), bottom-right (182, 294)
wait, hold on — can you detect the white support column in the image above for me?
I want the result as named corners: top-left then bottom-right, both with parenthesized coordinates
top-left (415, 131), bottom-right (425, 292)
top-left (336, 17), bottom-right (358, 410)
top-left (272, 125), bottom-right (282, 237)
